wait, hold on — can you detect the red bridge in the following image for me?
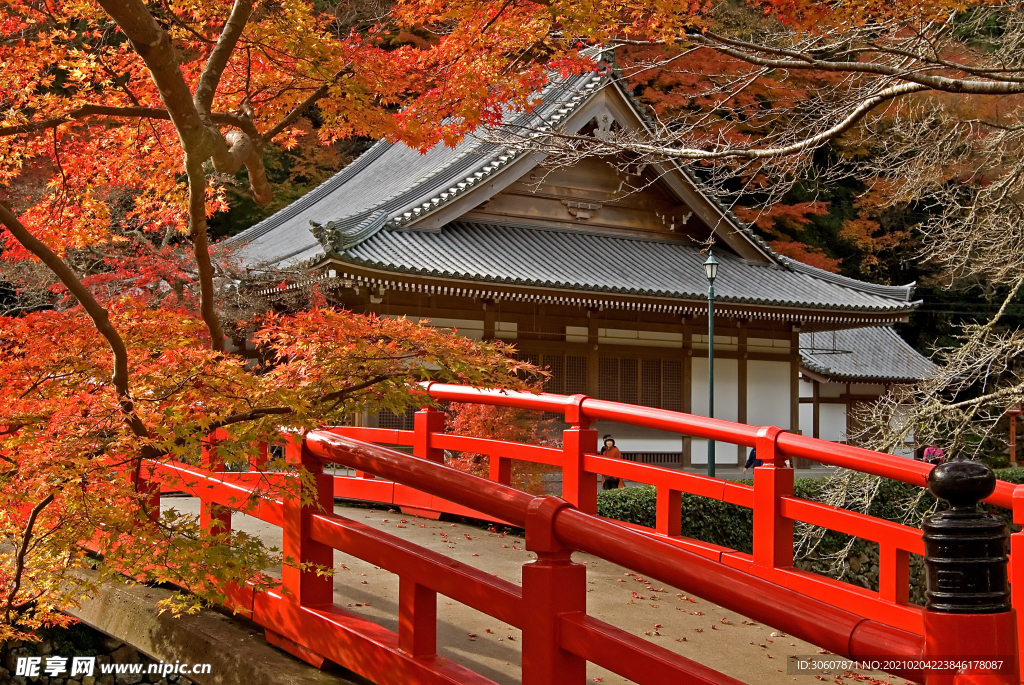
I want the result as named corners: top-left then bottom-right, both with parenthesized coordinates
top-left (133, 383), bottom-right (1020, 685)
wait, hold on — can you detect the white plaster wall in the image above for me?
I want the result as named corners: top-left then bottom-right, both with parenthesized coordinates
top-left (747, 360), bottom-right (791, 428)
top-left (799, 404), bottom-right (814, 438)
top-left (598, 328), bottom-right (684, 348)
top-left (691, 357), bottom-right (738, 464)
top-left (820, 404), bottom-right (847, 442)
top-left (591, 421), bottom-right (685, 454)
top-left (566, 326), bottom-right (588, 343)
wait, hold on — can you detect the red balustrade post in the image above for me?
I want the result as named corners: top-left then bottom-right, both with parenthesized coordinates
top-left (200, 428), bottom-right (231, 535)
top-left (489, 454), bottom-right (512, 486)
top-left (250, 440), bottom-right (269, 471)
top-left (561, 395), bottom-right (597, 514)
top-left (414, 407), bottom-right (446, 464)
top-left (1013, 487), bottom-right (1024, 676)
top-left (398, 576), bottom-right (437, 658)
top-left (281, 435), bottom-right (334, 607)
top-left (129, 457), bottom-right (160, 516)
top-left (522, 497), bottom-right (587, 685)
top-left (656, 486), bottom-right (682, 537)
top-left (878, 543), bottom-right (910, 605)
top-left (752, 425), bottom-right (793, 575)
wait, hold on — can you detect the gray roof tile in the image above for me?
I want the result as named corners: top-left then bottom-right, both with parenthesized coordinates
top-left (800, 327), bottom-right (935, 381)
top-left (226, 71), bottom-right (606, 268)
top-left (341, 220), bottom-right (916, 314)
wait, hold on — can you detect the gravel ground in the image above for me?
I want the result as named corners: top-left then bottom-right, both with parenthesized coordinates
top-left (161, 497), bottom-right (908, 685)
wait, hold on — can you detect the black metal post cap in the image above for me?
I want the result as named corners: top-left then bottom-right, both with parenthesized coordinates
top-left (922, 454), bottom-right (1009, 613)
top-left (926, 453), bottom-right (996, 509)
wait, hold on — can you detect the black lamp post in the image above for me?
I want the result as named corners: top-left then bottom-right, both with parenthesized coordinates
top-left (704, 252), bottom-right (719, 478)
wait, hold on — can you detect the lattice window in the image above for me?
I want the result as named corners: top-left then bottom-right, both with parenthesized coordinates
top-left (377, 407), bottom-right (416, 430)
top-left (598, 357), bottom-right (619, 401)
top-left (640, 359), bottom-right (661, 407)
top-left (566, 355), bottom-right (587, 395)
top-left (542, 354), bottom-right (565, 394)
top-left (620, 358), bottom-right (639, 405)
top-left (598, 357), bottom-right (682, 410)
top-left (662, 360), bottom-right (682, 412)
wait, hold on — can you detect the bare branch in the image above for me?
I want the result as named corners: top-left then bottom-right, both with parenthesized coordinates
top-left (4, 493), bottom-right (55, 623)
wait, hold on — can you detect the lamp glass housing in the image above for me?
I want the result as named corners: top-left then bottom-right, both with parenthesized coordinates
top-left (703, 253), bottom-right (719, 284)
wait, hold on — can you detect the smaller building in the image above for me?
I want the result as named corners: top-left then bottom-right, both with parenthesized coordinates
top-left (798, 326), bottom-right (934, 458)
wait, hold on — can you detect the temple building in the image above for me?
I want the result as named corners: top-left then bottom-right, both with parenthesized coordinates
top-left (227, 64), bottom-right (933, 468)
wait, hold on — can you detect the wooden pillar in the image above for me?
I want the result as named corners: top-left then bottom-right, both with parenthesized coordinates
top-left (790, 325), bottom-right (800, 436)
top-left (845, 382), bottom-right (853, 444)
top-left (737, 320), bottom-right (748, 466)
top-left (681, 316), bottom-right (693, 468)
top-left (812, 379), bottom-right (820, 440)
top-left (586, 311), bottom-right (599, 398)
top-left (483, 301), bottom-right (496, 341)
top-left (791, 325), bottom-right (809, 469)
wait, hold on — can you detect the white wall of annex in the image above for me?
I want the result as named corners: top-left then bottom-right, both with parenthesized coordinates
top-left (819, 404), bottom-right (847, 442)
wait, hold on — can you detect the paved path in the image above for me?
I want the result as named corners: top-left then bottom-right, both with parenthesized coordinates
top-left (162, 497), bottom-right (902, 685)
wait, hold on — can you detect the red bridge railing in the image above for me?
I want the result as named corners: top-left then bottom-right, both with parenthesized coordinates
top-left (136, 384), bottom-right (1019, 685)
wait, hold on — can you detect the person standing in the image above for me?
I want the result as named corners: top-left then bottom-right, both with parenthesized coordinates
top-left (923, 440), bottom-right (945, 464)
top-left (601, 436), bottom-right (625, 490)
top-left (742, 447), bottom-right (763, 474)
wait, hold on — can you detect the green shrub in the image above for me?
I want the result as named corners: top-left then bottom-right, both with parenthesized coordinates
top-left (595, 468), bottom-right (1024, 572)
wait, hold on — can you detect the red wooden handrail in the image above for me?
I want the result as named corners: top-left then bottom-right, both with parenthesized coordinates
top-left (306, 431), bottom-right (925, 678)
top-left (131, 383), bottom-right (1022, 685)
top-left (421, 383), bottom-right (1020, 508)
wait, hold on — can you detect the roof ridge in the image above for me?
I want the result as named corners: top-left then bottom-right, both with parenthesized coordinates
top-left (224, 140), bottom-right (393, 248)
top-left (778, 255), bottom-right (915, 302)
top-left (446, 217), bottom-right (709, 247)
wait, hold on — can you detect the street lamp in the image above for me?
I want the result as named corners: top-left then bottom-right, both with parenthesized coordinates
top-left (704, 252), bottom-right (719, 478)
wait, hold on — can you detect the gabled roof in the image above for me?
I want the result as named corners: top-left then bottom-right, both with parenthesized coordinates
top-left (340, 219), bottom-right (916, 315)
top-left (800, 327), bottom-right (935, 382)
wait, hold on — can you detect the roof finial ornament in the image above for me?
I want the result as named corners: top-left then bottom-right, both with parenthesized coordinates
top-left (308, 220), bottom-right (341, 255)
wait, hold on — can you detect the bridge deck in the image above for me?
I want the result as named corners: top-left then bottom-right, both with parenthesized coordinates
top-left (161, 497), bottom-right (891, 685)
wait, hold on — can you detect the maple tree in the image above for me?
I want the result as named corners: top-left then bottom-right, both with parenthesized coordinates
top-left (445, 387), bottom-right (559, 495)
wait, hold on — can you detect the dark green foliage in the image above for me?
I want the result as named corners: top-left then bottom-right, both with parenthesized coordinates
top-left (207, 138), bottom-right (372, 242)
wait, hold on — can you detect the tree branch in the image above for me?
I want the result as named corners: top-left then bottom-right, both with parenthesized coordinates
top-left (0, 106), bottom-right (255, 139)
top-left (194, 0), bottom-right (255, 115)
top-left (94, 0), bottom-right (219, 156)
top-left (514, 82), bottom-right (926, 161)
top-left (5, 493), bottom-right (55, 623)
top-left (263, 70), bottom-right (349, 141)
top-left (0, 205), bottom-right (150, 439)
top-left (685, 32), bottom-right (1024, 95)
top-left (184, 155), bottom-right (226, 351)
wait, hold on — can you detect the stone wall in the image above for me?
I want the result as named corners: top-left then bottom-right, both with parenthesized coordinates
top-left (0, 623), bottom-right (195, 685)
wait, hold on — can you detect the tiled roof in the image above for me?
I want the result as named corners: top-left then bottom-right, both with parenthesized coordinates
top-left (226, 66), bottom-right (611, 268)
top-left (340, 219), bottom-right (916, 314)
top-left (800, 326), bottom-right (935, 381)
top-left (225, 48), bottom-right (919, 321)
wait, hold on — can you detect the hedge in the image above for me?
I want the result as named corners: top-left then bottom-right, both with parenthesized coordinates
top-left (594, 467), bottom-right (1024, 586)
